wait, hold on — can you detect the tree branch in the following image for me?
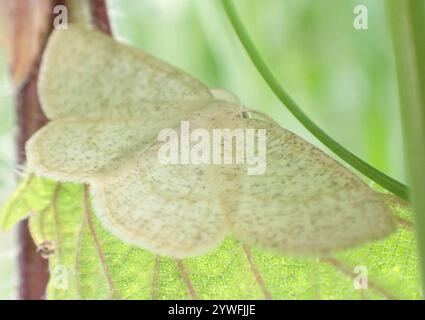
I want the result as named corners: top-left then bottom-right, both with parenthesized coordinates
top-left (89, 0), bottom-right (112, 35)
top-left (2, 0), bottom-right (112, 300)
top-left (10, 0), bottom-right (67, 300)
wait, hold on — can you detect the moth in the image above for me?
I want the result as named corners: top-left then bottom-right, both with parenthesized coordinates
top-left (26, 26), bottom-right (395, 259)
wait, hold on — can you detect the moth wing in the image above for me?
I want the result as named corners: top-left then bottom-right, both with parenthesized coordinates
top-left (38, 25), bottom-right (213, 120)
top-left (91, 157), bottom-right (228, 259)
top-left (226, 117), bottom-right (396, 256)
top-left (25, 101), bottom-right (207, 183)
top-left (90, 103), bottom-right (241, 258)
top-left (88, 102), bottom-right (395, 258)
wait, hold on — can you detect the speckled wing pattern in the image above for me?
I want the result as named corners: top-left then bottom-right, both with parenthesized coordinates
top-left (92, 103), bottom-right (239, 258)
top-left (226, 118), bottom-right (395, 256)
top-left (26, 26), bottom-right (395, 258)
top-left (37, 26), bottom-right (213, 120)
top-left (26, 101), bottom-right (210, 182)
top-left (27, 26), bottom-right (213, 181)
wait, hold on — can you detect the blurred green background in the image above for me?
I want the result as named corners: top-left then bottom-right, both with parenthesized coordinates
top-left (0, 0), bottom-right (404, 299)
top-left (0, 51), bottom-right (15, 299)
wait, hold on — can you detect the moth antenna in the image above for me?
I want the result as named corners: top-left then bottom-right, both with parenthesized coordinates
top-left (12, 164), bottom-right (28, 178)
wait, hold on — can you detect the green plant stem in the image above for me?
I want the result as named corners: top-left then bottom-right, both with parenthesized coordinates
top-left (221, 0), bottom-right (409, 201)
top-left (386, 0), bottom-right (425, 297)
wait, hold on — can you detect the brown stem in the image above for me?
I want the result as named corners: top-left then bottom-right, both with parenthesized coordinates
top-left (10, 0), bottom-right (70, 300)
top-left (397, 216), bottom-right (414, 230)
top-left (176, 260), bottom-right (197, 300)
top-left (151, 255), bottom-right (160, 300)
top-left (83, 185), bottom-right (117, 298)
top-left (242, 245), bottom-right (272, 300)
top-left (322, 257), bottom-right (398, 300)
top-left (89, 0), bottom-right (112, 35)
top-left (10, 0), bottom-right (112, 300)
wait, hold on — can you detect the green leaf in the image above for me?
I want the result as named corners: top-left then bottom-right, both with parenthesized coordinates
top-left (0, 174), bottom-right (58, 231)
top-left (13, 176), bottom-right (418, 299)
